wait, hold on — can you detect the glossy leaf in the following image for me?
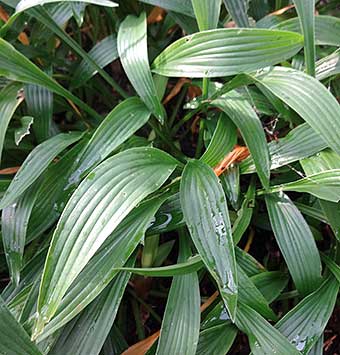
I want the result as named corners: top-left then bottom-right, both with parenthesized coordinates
top-left (71, 34), bottom-right (119, 88)
top-left (35, 195), bottom-right (166, 341)
top-left (68, 97), bottom-right (151, 186)
top-left (192, 0), bottom-right (221, 31)
top-left (212, 91), bottom-right (270, 188)
top-left (276, 276), bottom-right (339, 354)
top-left (253, 67), bottom-right (340, 155)
top-left (0, 296), bottom-right (42, 355)
top-left (265, 193), bottom-right (322, 295)
top-left (0, 83), bottom-right (24, 164)
top-left (36, 148), bottom-right (177, 331)
top-left (0, 132), bottom-right (83, 210)
top-left (180, 159), bottom-right (238, 321)
top-left (118, 13), bottom-right (165, 123)
top-left (200, 112), bottom-right (237, 167)
top-left (236, 302), bottom-right (300, 355)
top-left (0, 38), bottom-right (100, 120)
top-left (223, 0), bottom-right (249, 27)
top-left (16, 0), bottom-right (118, 13)
top-left (152, 28), bottom-right (303, 78)
top-left (293, 0), bottom-right (316, 76)
top-left (156, 237), bottom-right (200, 355)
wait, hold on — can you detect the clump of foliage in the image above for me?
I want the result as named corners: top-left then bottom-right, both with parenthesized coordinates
top-left (0, 0), bottom-right (339, 354)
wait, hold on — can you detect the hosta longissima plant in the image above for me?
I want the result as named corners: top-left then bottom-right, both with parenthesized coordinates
top-left (0, 0), bottom-right (339, 354)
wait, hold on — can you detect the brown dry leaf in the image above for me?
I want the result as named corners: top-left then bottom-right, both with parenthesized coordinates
top-left (224, 21), bottom-right (236, 28)
top-left (0, 166), bottom-right (20, 175)
top-left (213, 145), bottom-right (250, 177)
top-left (147, 7), bottom-right (166, 25)
top-left (187, 85), bottom-right (202, 100)
top-left (163, 78), bottom-right (191, 105)
top-left (270, 4), bottom-right (295, 16)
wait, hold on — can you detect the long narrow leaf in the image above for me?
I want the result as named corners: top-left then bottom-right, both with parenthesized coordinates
top-left (223, 0), bottom-right (249, 27)
top-left (192, 0), bottom-right (221, 31)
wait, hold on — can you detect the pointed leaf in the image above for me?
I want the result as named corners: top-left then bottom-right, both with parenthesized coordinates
top-left (36, 148), bottom-right (177, 329)
top-left (180, 160), bottom-right (238, 321)
top-left (118, 13), bottom-right (165, 122)
top-left (192, 0), bottom-right (221, 31)
top-left (152, 29), bottom-right (303, 78)
top-left (265, 193), bottom-right (322, 295)
top-left (212, 91), bottom-right (270, 188)
top-left (223, 0), bottom-right (249, 27)
top-left (0, 132), bottom-right (83, 210)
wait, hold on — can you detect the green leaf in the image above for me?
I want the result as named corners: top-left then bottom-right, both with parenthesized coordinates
top-left (0, 83), bottom-right (24, 164)
top-left (36, 148), bottom-right (177, 331)
top-left (152, 28), bottom-right (303, 78)
top-left (25, 82), bottom-right (53, 142)
top-left (1, 182), bottom-right (40, 286)
top-left (156, 237), bottom-right (200, 355)
top-left (253, 67), bottom-right (340, 155)
top-left (240, 123), bottom-right (328, 174)
top-left (316, 49), bottom-right (340, 81)
top-left (212, 91), bottom-right (270, 188)
top-left (35, 195), bottom-right (166, 341)
top-left (200, 112), bottom-right (237, 167)
top-left (196, 324), bottom-right (237, 355)
top-left (0, 296), bottom-right (42, 355)
top-left (320, 254), bottom-right (340, 283)
top-left (0, 132), bottom-right (83, 210)
top-left (293, 0), bottom-right (316, 76)
top-left (49, 264), bottom-right (133, 355)
top-left (265, 193), bottom-right (322, 295)
top-left (0, 38), bottom-right (101, 120)
top-left (223, 0), bottom-right (249, 27)
top-left (180, 160), bottom-right (238, 321)
top-left (220, 165), bottom-right (240, 210)
top-left (118, 13), bottom-right (165, 123)
top-left (138, 0), bottom-right (195, 17)
top-left (14, 116), bottom-right (34, 146)
top-left (16, 0), bottom-right (118, 13)
top-left (192, 0), bottom-right (221, 31)
top-left (121, 255), bottom-right (203, 277)
top-left (274, 15), bottom-right (340, 47)
top-left (68, 97), bottom-right (151, 187)
top-left (71, 34), bottom-right (119, 88)
top-left (266, 170), bottom-right (340, 203)
top-left (275, 276), bottom-right (339, 354)
top-left (236, 302), bottom-right (300, 355)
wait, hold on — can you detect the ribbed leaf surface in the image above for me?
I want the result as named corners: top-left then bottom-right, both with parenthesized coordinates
top-left (265, 193), bottom-right (322, 295)
top-left (180, 160), bottom-right (238, 320)
top-left (223, 0), bottom-right (249, 27)
top-left (192, 0), bottom-right (221, 31)
top-left (152, 29), bottom-right (303, 77)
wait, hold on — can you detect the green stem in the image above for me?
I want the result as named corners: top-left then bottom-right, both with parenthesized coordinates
top-left (169, 87), bottom-right (187, 128)
top-left (131, 299), bottom-right (145, 340)
top-left (195, 119), bottom-right (205, 158)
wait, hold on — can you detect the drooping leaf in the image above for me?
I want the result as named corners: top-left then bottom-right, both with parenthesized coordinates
top-left (152, 29), bottom-right (303, 78)
top-left (156, 237), bottom-right (200, 355)
top-left (0, 132), bottom-right (83, 210)
top-left (265, 193), bottom-right (322, 295)
top-left (71, 34), bottom-right (119, 88)
top-left (253, 67), bottom-right (340, 155)
top-left (0, 295), bottom-right (42, 355)
top-left (180, 159), bottom-right (238, 321)
top-left (36, 148), bottom-right (177, 332)
top-left (223, 0), bottom-right (249, 27)
top-left (0, 83), bottom-right (24, 164)
top-left (236, 302), bottom-right (300, 355)
top-left (0, 38), bottom-right (100, 120)
top-left (191, 0), bottom-right (221, 31)
top-left (118, 13), bottom-right (165, 123)
top-left (293, 0), bottom-right (316, 76)
top-left (16, 0), bottom-right (118, 13)
top-left (35, 195), bottom-right (167, 341)
top-left (275, 276), bottom-right (339, 354)
top-left (212, 91), bottom-right (270, 188)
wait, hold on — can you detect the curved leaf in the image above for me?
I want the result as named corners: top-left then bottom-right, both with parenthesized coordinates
top-left (316, 50), bottom-right (340, 81)
top-left (0, 132), bottom-right (83, 210)
top-left (180, 159), bottom-right (238, 321)
top-left (253, 67), bottom-right (340, 155)
top-left (265, 193), bottom-right (322, 295)
top-left (152, 28), bottom-right (303, 78)
top-left (118, 13), bottom-right (165, 123)
top-left (36, 148), bottom-right (177, 331)
top-left (212, 91), bottom-right (270, 188)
